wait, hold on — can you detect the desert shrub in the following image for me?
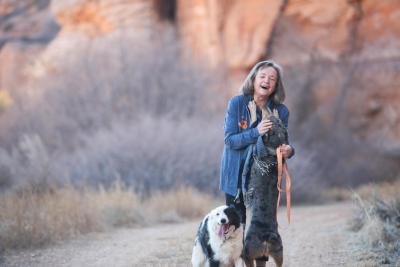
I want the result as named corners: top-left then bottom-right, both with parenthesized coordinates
top-left (52, 116), bottom-right (223, 193)
top-left (351, 192), bottom-right (400, 266)
top-left (0, 31), bottom-right (225, 193)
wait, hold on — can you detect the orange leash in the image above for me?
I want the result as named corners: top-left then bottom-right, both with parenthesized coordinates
top-left (276, 146), bottom-right (292, 224)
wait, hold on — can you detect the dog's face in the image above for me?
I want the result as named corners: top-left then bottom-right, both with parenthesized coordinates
top-left (208, 205), bottom-right (241, 238)
top-left (262, 115), bottom-right (288, 149)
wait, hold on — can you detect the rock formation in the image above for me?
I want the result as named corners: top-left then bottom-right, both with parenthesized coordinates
top-left (0, 0), bottom-right (399, 183)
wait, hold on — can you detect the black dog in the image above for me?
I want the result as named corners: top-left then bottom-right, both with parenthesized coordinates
top-left (242, 114), bottom-right (288, 267)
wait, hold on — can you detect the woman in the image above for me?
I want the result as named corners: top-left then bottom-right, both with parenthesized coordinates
top-left (220, 59), bottom-right (294, 221)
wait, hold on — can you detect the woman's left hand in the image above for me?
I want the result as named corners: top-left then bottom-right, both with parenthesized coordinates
top-left (280, 144), bottom-right (293, 159)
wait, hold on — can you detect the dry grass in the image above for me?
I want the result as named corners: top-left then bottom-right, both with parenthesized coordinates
top-left (355, 180), bottom-right (400, 201)
top-left (323, 179), bottom-right (400, 202)
top-left (324, 180), bottom-right (400, 265)
top-left (0, 182), bottom-right (219, 250)
top-left (144, 187), bottom-right (219, 223)
top-left (350, 188), bottom-right (400, 266)
top-left (323, 186), bottom-right (353, 202)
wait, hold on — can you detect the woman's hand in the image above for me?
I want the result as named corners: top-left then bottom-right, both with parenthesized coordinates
top-left (280, 144), bottom-right (293, 159)
top-left (257, 119), bottom-right (273, 135)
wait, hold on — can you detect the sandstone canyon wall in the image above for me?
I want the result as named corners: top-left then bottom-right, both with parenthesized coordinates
top-left (1, 0), bottom-right (399, 186)
top-left (177, 0), bottom-right (400, 184)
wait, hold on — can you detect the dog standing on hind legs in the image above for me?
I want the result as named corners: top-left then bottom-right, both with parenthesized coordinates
top-left (242, 114), bottom-right (288, 267)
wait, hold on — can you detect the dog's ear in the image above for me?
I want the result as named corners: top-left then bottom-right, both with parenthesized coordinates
top-left (228, 203), bottom-right (240, 214)
top-left (228, 203), bottom-right (239, 211)
top-left (224, 205), bottom-right (242, 229)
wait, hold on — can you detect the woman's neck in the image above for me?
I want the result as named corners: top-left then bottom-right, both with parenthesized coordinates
top-left (254, 95), bottom-right (268, 109)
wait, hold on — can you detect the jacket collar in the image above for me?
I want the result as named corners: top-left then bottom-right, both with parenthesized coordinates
top-left (244, 94), bottom-right (275, 110)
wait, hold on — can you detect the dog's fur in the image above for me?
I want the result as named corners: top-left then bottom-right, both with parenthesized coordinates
top-left (243, 114), bottom-right (288, 267)
top-left (191, 205), bottom-right (244, 267)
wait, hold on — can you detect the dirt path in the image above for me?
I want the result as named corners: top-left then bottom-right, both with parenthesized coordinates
top-left (2, 202), bottom-right (364, 267)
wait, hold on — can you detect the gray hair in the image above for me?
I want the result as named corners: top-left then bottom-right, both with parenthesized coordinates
top-left (240, 60), bottom-right (285, 104)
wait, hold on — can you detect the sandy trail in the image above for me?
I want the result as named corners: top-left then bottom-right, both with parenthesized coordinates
top-left (2, 202), bottom-right (364, 267)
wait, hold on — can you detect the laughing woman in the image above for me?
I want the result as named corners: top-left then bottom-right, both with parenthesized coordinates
top-left (219, 60), bottom-right (294, 266)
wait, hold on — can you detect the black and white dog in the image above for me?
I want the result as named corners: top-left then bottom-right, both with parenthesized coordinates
top-left (191, 205), bottom-right (244, 267)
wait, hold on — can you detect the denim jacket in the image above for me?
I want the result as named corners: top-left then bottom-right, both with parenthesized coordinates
top-left (219, 94), bottom-right (292, 197)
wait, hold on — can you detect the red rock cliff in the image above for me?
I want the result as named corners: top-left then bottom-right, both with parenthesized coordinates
top-left (1, 0), bottom-right (399, 183)
top-left (176, 0), bottom-right (400, 159)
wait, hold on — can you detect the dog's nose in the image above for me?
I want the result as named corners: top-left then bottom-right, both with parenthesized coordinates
top-left (220, 218), bottom-right (227, 224)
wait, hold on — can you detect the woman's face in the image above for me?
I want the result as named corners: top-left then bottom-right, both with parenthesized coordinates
top-left (253, 66), bottom-right (278, 98)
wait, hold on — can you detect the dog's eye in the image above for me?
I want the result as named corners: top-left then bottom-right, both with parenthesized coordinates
top-left (216, 213), bottom-right (220, 216)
